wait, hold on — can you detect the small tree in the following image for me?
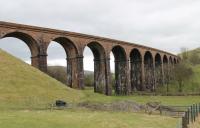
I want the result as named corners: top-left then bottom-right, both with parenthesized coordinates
top-left (174, 62), bottom-right (193, 92)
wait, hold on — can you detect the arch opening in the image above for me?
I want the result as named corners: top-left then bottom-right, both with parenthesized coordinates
top-left (111, 45), bottom-right (127, 95)
top-left (0, 37), bottom-right (31, 64)
top-left (155, 53), bottom-right (162, 88)
top-left (168, 56), bottom-right (173, 81)
top-left (47, 37), bottom-right (78, 87)
top-left (169, 56), bottom-right (173, 65)
top-left (83, 42), bottom-right (106, 93)
top-left (130, 49), bottom-right (142, 91)
top-left (144, 51), bottom-right (154, 91)
top-left (0, 32), bottom-right (39, 67)
top-left (163, 55), bottom-right (169, 85)
top-left (83, 46), bottom-right (94, 90)
top-left (174, 58), bottom-right (177, 64)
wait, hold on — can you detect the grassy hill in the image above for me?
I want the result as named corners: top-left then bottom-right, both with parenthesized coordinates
top-left (1, 48), bottom-right (200, 128)
top-left (0, 49), bottom-right (84, 109)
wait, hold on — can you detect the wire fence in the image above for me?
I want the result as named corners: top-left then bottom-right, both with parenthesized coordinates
top-left (159, 103), bottom-right (200, 128)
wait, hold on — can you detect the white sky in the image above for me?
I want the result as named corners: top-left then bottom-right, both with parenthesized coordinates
top-left (0, 0), bottom-right (200, 71)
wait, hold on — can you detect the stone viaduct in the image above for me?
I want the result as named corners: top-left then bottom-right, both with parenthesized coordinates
top-left (0, 21), bottom-right (179, 95)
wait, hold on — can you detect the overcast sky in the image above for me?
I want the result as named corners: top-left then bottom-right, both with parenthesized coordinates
top-left (0, 0), bottom-right (200, 71)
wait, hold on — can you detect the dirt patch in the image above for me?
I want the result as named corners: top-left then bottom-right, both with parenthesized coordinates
top-left (78, 100), bottom-right (184, 117)
top-left (78, 100), bottom-right (145, 112)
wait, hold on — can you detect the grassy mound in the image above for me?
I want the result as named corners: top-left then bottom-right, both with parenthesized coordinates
top-left (0, 49), bottom-right (84, 109)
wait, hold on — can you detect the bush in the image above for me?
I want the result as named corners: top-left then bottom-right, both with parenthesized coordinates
top-left (47, 66), bottom-right (67, 84)
top-left (84, 74), bottom-right (94, 87)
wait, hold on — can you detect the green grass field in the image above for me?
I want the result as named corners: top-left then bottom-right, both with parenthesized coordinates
top-left (0, 49), bottom-right (199, 128)
top-left (0, 110), bottom-right (179, 128)
top-left (81, 88), bottom-right (200, 106)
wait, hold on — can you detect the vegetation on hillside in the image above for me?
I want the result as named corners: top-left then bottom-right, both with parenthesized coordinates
top-left (173, 61), bottom-right (194, 92)
top-left (165, 47), bottom-right (200, 94)
top-left (47, 66), bottom-right (67, 84)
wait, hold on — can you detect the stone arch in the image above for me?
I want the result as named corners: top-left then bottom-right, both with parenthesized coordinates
top-left (111, 45), bottom-right (128, 95)
top-left (130, 48), bottom-right (142, 91)
top-left (168, 56), bottom-right (173, 81)
top-left (144, 51), bottom-right (154, 91)
top-left (85, 41), bottom-right (106, 60)
top-left (111, 45), bottom-right (127, 61)
top-left (155, 53), bottom-right (162, 88)
top-left (1, 31), bottom-right (40, 67)
top-left (47, 36), bottom-right (79, 87)
top-left (163, 55), bottom-right (169, 85)
top-left (47, 36), bottom-right (78, 58)
top-left (169, 56), bottom-right (173, 64)
top-left (163, 55), bottom-right (168, 63)
top-left (83, 41), bottom-right (106, 93)
top-left (174, 58), bottom-right (177, 64)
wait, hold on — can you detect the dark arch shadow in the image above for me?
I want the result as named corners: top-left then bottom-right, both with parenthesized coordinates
top-left (47, 37), bottom-right (78, 87)
top-left (169, 56), bottom-right (173, 64)
top-left (163, 55), bottom-right (170, 91)
top-left (155, 53), bottom-right (162, 88)
top-left (168, 56), bottom-right (173, 81)
top-left (163, 55), bottom-right (168, 84)
top-left (173, 58), bottom-right (177, 64)
top-left (163, 55), bottom-right (168, 64)
top-left (48, 37), bottom-right (78, 58)
top-left (1, 31), bottom-right (39, 67)
top-left (144, 51), bottom-right (154, 91)
top-left (111, 45), bottom-right (128, 95)
top-left (130, 48), bottom-right (142, 91)
top-left (84, 41), bottom-right (106, 93)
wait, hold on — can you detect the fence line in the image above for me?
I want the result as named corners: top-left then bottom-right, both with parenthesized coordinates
top-left (181, 103), bottom-right (200, 128)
